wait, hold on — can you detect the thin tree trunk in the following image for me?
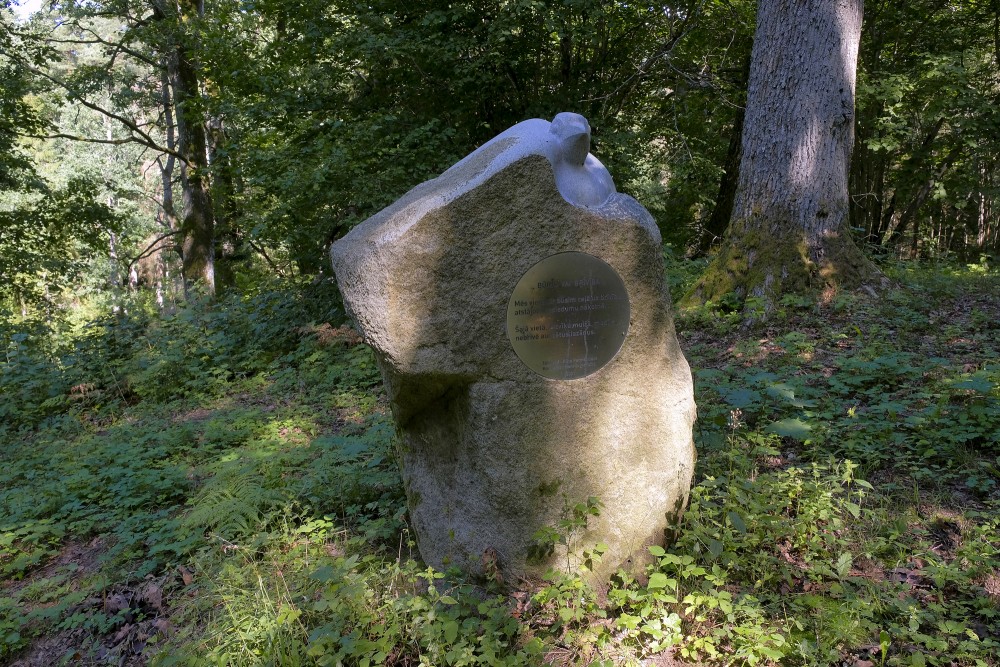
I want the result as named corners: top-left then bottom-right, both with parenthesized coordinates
top-left (994, 0), bottom-right (1000, 66)
top-left (852, 15), bottom-right (886, 247)
top-left (979, 191), bottom-right (987, 250)
top-left (158, 63), bottom-right (179, 241)
top-left (207, 106), bottom-right (239, 292)
top-left (852, 125), bottom-right (889, 247)
top-left (697, 51), bottom-right (750, 256)
top-left (158, 0), bottom-right (215, 295)
top-left (885, 148), bottom-right (956, 247)
top-left (878, 191), bottom-right (896, 243)
top-left (850, 100), bottom-right (886, 246)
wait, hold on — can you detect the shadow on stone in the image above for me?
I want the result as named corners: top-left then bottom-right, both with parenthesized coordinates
top-left (331, 114), bottom-right (697, 585)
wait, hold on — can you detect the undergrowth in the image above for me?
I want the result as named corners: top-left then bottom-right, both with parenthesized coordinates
top-left (1, 260), bottom-right (998, 666)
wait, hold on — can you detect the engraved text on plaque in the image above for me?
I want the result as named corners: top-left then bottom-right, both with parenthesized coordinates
top-left (507, 252), bottom-right (630, 380)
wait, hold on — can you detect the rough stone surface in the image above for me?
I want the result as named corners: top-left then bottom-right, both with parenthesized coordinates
top-left (330, 114), bottom-right (696, 583)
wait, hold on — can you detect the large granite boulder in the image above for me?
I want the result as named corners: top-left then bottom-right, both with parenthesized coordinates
top-left (330, 113), bottom-right (696, 583)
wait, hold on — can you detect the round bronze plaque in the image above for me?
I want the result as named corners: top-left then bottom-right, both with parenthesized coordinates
top-left (507, 252), bottom-right (630, 380)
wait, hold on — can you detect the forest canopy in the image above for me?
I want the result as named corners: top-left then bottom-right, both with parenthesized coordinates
top-left (2, 2), bottom-right (1000, 666)
top-left (1, 0), bottom-right (997, 311)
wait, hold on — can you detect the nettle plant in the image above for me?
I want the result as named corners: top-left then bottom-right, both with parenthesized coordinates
top-left (601, 461), bottom-right (863, 664)
top-left (4, 259), bottom-right (998, 666)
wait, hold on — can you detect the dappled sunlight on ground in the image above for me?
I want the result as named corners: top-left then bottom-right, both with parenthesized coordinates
top-left (2, 262), bottom-right (999, 664)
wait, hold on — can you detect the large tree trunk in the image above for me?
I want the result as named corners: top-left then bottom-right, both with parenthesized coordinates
top-left (686, 0), bottom-right (884, 310)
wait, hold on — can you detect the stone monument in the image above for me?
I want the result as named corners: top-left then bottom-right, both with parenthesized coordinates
top-left (330, 113), bottom-right (696, 583)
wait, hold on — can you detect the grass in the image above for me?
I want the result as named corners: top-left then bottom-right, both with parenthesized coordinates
top-left (1, 260), bottom-right (998, 666)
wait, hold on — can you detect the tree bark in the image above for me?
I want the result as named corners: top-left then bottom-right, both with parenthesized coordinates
top-left (158, 0), bottom-right (215, 295)
top-left (157, 63), bottom-right (180, 240)
top-left (207, 100), bottom-right (241, 293)
top-left (686, 0), bottom-right (884, 310)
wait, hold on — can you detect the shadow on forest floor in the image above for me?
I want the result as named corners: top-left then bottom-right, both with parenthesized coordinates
top-left (2, 261), bottom-right (999, 666)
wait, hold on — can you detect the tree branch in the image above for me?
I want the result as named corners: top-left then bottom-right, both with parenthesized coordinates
top-left (22, 132), bottom-right (154, 148)
top-left (73, 20), bottom-right (160, 67)
top-left (126, 230), bottom-right (182, 273)
top-left (247, 239), bottom-right (286, 276)
top-left (10, 55), bottom-right (184, 161)
top-left (20, 29), bottom-right (159, 68)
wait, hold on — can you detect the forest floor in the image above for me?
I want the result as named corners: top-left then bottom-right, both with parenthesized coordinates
top-left (2, 259), bottom-right (999, 666)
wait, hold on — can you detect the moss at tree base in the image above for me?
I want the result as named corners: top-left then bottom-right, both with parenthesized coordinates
top-left (681, 214), bottom-right (887, 312)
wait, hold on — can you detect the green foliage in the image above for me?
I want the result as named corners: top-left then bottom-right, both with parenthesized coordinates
top-left (0, 6), bottom-right (47, 186)
top-left (599, 456), bottom-right (1000, 666)
top-left (852, 0), bottom-right (1000, 259)
top-left (1, 9), bottom-right (137, 309)
top-left (684, 265), bottom-right (1000, 495)
top-left (0, 280), bottom-right (395, 660)
top-left (664, 244), bottom-right (710, 302)
top-left (186, 0), bottom-right (759, 268)
top-left (665, 260), bottom-right (1000, 665)
top-left (0, 277), bottom-right (354, 432)
top-left (307, 561), bottom-right (540, 667)
top-left (0, 170), bottom-right (124, 309)
top-left (528, 494), bottom-right (603, 569)
top-left (4, 254), bottom-right (1000, 665)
